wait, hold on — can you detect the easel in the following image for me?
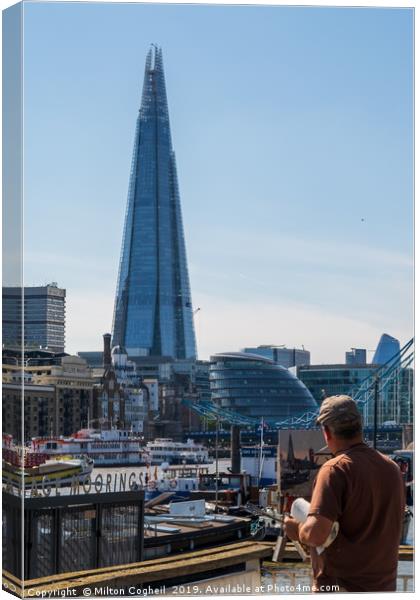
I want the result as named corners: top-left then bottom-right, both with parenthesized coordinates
top-left (272, 527), bottom-right (308, 562)
top-left (272, 429), bottom-right (308, 563)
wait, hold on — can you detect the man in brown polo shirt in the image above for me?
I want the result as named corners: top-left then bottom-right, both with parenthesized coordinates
top-left (285, 395), bottom-right (405, 592)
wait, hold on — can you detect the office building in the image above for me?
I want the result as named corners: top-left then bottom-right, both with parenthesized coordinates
top-left (373, 333), bottom-right (401, 365)
top-left (194, 360), bottom-right (211, 402)
top-left (242, 345), bottom-right (310, 368)
top-left (2, 381), bottom-right (55, 442)
top-left (297, 363), bottom-right (413, 425)
top-left (77, 351), bottom-right (104, 368)
top-left (2, 283), bottom-right (66, 352)
top-left (2, 349), bottom-right (94, 440)
top-left (345, 348), bottom-right (367, 365)
top-left (112, 46), bottom-right (196, 360)
top-left (297, 364), bottom-right (377, 406)
top-left (210, 352), bottom-right (317, 423)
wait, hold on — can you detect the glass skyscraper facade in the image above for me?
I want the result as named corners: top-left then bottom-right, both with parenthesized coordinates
top-left (112, 46), bottom-right (196, 360)
top-left (242, 345), bottom-right (310, 368)
top-left (372, 334), bottom-right (400, 365)
top-left (210, 352), bottom-right (317, 423)
top-left (297, 363), bottom-right (413, 425)
top-left (345, 348), bottom-right (367, 365)
top-left (297, 364), bottom-right (377, 406)
top-left (2, 284), bottom-right (66, 352)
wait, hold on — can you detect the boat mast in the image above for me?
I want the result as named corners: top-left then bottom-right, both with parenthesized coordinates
top-left (215, 415), bottom-right (220, 512)
top-left (258, 417), bottom-right (265, 486)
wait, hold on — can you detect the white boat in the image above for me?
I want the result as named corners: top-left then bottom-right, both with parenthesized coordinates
top-left (143, 438), bottom-right (211, 465)
top-left (3, 456), bottom-right (94, 489)
top-left (145, 475), bottom-right (201, 499)
top-left (30, 428), bottom-right (145, 466)
top-left (2, 434), bottom-right (94, 489)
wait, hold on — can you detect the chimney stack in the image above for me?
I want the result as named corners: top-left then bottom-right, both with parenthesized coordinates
top-left (103, 333), bottom-right (112, 368)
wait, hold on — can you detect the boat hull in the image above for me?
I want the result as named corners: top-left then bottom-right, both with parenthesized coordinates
top-left (2, 460), bottom-right (93, 489)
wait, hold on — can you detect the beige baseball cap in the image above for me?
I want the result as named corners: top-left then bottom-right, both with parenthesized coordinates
top-left (316, 395), bottom-right (362, 429)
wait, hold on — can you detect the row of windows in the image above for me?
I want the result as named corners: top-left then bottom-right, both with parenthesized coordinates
top-left (211, 380), bottom-right (305, 390)
top-left (212, 387), bottom-right (306, 396)
top-left (113, 80), bottom-right (196, 361)
top-left (209, 359), bottom-right (317, 421)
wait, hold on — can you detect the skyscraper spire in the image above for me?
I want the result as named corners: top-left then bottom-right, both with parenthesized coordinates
top-left (112, 46), bottom-right (197, 360)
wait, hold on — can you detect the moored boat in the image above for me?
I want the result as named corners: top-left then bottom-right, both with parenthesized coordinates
top-left (3, 436), bottom-right (93, 489)
top-left (143, 438), bottom-right (211, 465)
top-left (30, 428), bottom-right (145, 466)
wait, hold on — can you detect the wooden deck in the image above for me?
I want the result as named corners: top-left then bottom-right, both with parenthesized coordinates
top-left (2, 541), bottom-right (413, 597)
top-left (2, 541), bottom-right (274, 598)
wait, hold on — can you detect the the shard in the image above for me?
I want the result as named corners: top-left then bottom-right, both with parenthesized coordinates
top-left (112, 46), bottom-right (197, 359)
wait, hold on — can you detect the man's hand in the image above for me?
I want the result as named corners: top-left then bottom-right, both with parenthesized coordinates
top-left (284, 516), bottom-right (300, 541)
top-left (284, 514), bottom-right (334, 547)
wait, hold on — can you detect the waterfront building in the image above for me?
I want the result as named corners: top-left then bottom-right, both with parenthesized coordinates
top-left (373, 333), bottom-right (401, 365)
top-left (194, 360), bottom-right (211, 402)
top-left (297, 363), bottom-right (413, 425)
top-left (110, 342), bottom-right (147, 434)
top-left (297, 363), bottom-right (377, 405)
top-left (81, 336), bottom-right (203, 437)
top-left (209, 352), bottom-right (317, 423)
top-left (111, 345), bottom-right (140, 387)
top-left (2, 381), bottom-right (55, 441)
top-left (2, 349), bottom-right (94, 440)
top-left (35, 355), bottom-right (93, 436)
top-left (91, 334), bottom-right (161, 434)
top-left (345, 348), bottom-right (367, 365)
top-left (112, 45), bottom-right (196, 360)
top-left (96, 334), bottom-right (126, 428)
top-left (121, 386), bottom-right (144, 433)
top-left (2, 283), bottom-right (66, 352)
top-left (242, 345), bottom-right (310, 368)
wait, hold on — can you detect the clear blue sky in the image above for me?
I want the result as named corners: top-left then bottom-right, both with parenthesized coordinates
top-left (21, 2), bottom-right (413, 363)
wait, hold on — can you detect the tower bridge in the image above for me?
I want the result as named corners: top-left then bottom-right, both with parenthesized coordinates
top-left (183, 338), bottom-right (414, 431)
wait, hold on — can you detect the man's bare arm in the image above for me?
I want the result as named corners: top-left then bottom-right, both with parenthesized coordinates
top-left (298, 514), bottom-right (334, 547)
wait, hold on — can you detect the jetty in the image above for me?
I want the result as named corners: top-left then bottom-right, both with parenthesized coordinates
top-left (3, 541), bottom-right (413, 597)
top-left (3, 541), bottom-right (274, 598)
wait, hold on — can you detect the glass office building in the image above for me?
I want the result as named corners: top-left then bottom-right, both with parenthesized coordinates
top-left (112, 46), bottom-right (196, 360)
top-left (297, 363), bottom-right (413, 425)
top-left (209, 352), bottom-right (317, 423)
top-left (372, 334), bottom-right (400, 365)
top-left (2, 284), bottom-right (66, 352)
top-left (242, 345), bottom-right (310, 368)
top-left (297, 364), bottom-right (377, 406)
top-left (345, 348), bottom-right (367, 365)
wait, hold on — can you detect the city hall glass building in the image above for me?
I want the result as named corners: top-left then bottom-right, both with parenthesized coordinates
top-left (112, 46), bottom-right (196, 360)
top-left (210, 353), bottom-right (317, 423)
